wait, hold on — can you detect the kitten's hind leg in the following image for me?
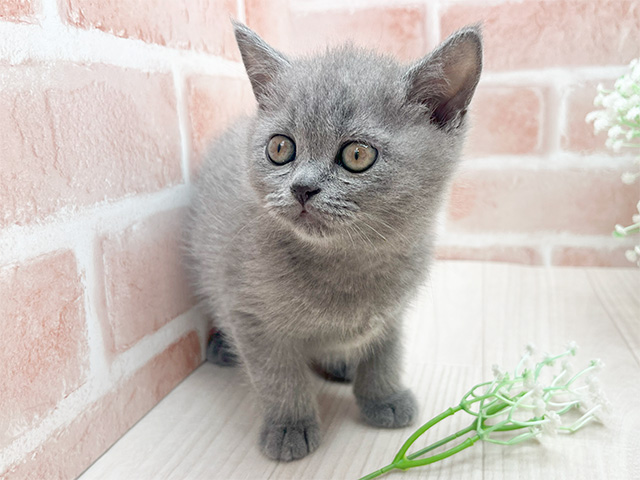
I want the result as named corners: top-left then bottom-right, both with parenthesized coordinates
top-left (206, 327), bottom-right (240, 366)
top-left (311, 360), bottom-right (356, 383)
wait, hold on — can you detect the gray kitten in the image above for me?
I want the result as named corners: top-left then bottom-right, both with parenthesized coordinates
top-left (186, 22), bottom-right (482, 462)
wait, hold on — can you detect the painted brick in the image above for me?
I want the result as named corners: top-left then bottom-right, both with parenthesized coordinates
top-left (2, 332), bottom-right (201, 480)
top-left (0, 63), bottom-right (181, 228)
top-left (288, 6), bottom-right (428, 61)
top-left (99, 209), bottom-right (194, 353)
top-left (187, 75), bottom-right (255, 172)
top-left (0, 0), bottom-right (38, 22)
top-left (441, 0), bottom-right (640, 70)
top-left (465, 86), bottom-right (542, 157)
top-left (562, 80), bottom-right (616, 154)
top-left (60, 0), bottom-right (240, 59)
top-left (447, 168), bottom-right (638, 235)
top-left (0, 251), bottom-right (88, 450)
top-left (436, 245), bottom-right (543, 266)
top-left (245, 0), bottom-right (291, 49)
top-left (552, 246), bottom-right (636, 268)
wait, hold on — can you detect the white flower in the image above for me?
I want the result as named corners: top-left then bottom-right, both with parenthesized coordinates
top-left (525, 343), bottom-right (536, 356)
top-left (492, 364), bottom-right (505, 381)
top-left (602, 91), bottom-right (624, 109)
top-left (534, 398), bottom-right (546, 417)
top-left (631, 58), bottom-right (640, 82)
top-left (621, 172), bottom-right (637, 184)
top-left (626, 129), bottom-right (636, 141)
top-left (614, 224), bottom-right (627, 235)
top-left (627, 94), bottom-right (640, 109)
top-left (593, 93), bottom-right (604, 107)
top-left (625, 249), bottom-right (638, 262)
top-left (565, 341), bottom-right (579, 356)
top-left (625, 106), bottom-right (640, 121)
top-left (607, 125), bottom-right (624, 138)
top-left (615, 75), bottom-right (635, 96)
top-left (593, 113), bottom-right (613, 133)
top-left (541, 411), bottom-right (562, 436)
top-left (612, 139), bottom-right (624, 152)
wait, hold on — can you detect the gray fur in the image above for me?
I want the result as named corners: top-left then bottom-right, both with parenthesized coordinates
top-left (186, 22), bottom-right (482, 462)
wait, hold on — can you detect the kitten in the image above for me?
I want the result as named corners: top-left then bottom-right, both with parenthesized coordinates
top-left (186, 21), bottom-right (482, 462)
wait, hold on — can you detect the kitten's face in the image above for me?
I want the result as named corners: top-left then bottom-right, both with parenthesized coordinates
top-left (234, 22), bottom-right (482, 246)
top-left (248, 50), bottom-right (462, 244)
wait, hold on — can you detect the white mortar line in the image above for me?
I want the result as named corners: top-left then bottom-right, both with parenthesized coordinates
top-left (544, 83), bottom-right (562, 154)
top-left (0, 185), bottom-right (191, 266)
top-left (237, 0), bottom-right (247, 23)
top-left (109, 309), bottom-right (208, 384)
top-left (480, 66), bottom-right (626, 85)
top-left (290, 0), bottom-right (426, 12)
top-left (436, 231), bottom-right (637, 249)
top-left (458, 153), bottom-right (638, 171)
top-left (425, 0), bottom-right (441, 49)
top-left (40, 0), bottom-right (63, 28)
top-left (0, 307), bottom-right (206, 474)
top-left (173, 65), bottom-right (192, 185)
top-left (0, 21), bottom-right (245, 77)
top-left (73, 234), bottom-right (110, 396)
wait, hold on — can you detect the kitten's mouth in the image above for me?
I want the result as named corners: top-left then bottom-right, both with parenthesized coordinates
top-left (291, 206), bottom-right (332, 238)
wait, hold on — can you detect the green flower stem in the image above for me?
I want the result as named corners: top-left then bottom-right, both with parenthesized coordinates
top-left (360, 346), bottom-right (607, 480)
top-left (392, 406), bottom-right (463, 463)
top-left (407, 424), bottom-right (476, 459)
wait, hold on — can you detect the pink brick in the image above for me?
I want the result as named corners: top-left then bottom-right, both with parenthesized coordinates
top-left (3, 332), bottom-right (201, 480)
top-left (0, 251), bottom-right (88, 450)
top-left (436, 245), bottom-right (543, 266)
top-left (288, 6), bottom-right (428, 61)
top-left (552, 246), bottom-right (636, 268)
top-left (441, 0), bottom-right (640, 70)
top-left (0, 63), bottom-right (181, 228)
top-left (61, 0), bottom-right (239, 59)
top-left (0, 0), bottom-right (38, 22)
top-left (562, 80), bottom-right (619, 154)
top-left (187, 75), bottom-right (255, 172)
top-left (99, 209), bottom-right (194, 353)
top-left (245, 0), bottom-right (291, 49)
top-left (447, 168), bottom-right (638, 235)
top-left (465, 86), bottom-right (542, 157)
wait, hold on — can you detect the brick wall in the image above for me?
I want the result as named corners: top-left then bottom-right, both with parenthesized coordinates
top-left (0, 0), bottom-right (637, 478)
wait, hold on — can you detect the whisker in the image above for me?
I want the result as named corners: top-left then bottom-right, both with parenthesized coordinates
top-left (360, 219), bottom-right (387, 242)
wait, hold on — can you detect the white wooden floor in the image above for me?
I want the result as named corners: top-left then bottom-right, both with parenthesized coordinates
top-left (79, 261), bottom-right (640, 480)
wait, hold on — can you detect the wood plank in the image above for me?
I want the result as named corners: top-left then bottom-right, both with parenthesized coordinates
top-left (79, 262), bottom-right (640, 480)
top-left (481, 264), bottom-right (640, 480)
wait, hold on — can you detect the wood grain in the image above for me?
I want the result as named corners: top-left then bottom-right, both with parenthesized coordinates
top-left (79, 261), bottom-right (640, 480)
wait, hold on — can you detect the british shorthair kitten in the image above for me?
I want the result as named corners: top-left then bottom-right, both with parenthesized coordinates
top-left (186, 21), bottom-right (482, 461)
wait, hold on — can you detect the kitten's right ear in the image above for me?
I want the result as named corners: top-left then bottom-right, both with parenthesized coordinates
top-left (232, 20), bottom-right (290, 108)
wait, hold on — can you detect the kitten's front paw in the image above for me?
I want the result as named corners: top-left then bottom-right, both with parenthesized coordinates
top-left (259, 418), bottom-right (321, 462)
top-left (356, 389), bottom-right (418, 428)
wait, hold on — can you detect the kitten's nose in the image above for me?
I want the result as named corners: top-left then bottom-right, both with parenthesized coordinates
top-left (291, 184), bottom-right (321, 206)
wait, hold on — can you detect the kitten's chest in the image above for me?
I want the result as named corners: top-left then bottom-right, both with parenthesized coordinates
top-left (252, 244), bottom-right (425, 336)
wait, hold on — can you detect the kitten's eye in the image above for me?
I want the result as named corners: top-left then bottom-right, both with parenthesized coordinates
top-left (267, 135), bottom-right (296, 165)
top-left (339, 142), bottom-right (378, 173)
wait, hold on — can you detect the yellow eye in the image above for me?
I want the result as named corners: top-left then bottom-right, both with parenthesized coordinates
top-left (340, 142), bottom-right (378, 173)
top-left (267, 135), bottom-right (296, 165)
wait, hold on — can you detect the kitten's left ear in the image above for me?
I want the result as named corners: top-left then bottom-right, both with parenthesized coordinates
top-left (405, 25), bottom-right (483, 128)
top-left (232, 20), bottom-right (291, 108)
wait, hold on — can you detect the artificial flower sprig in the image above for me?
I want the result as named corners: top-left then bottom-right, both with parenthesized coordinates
top-left (586, 58), bottom-right (640, 266)
top-left (359, 343), bottom-right (609, 480)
